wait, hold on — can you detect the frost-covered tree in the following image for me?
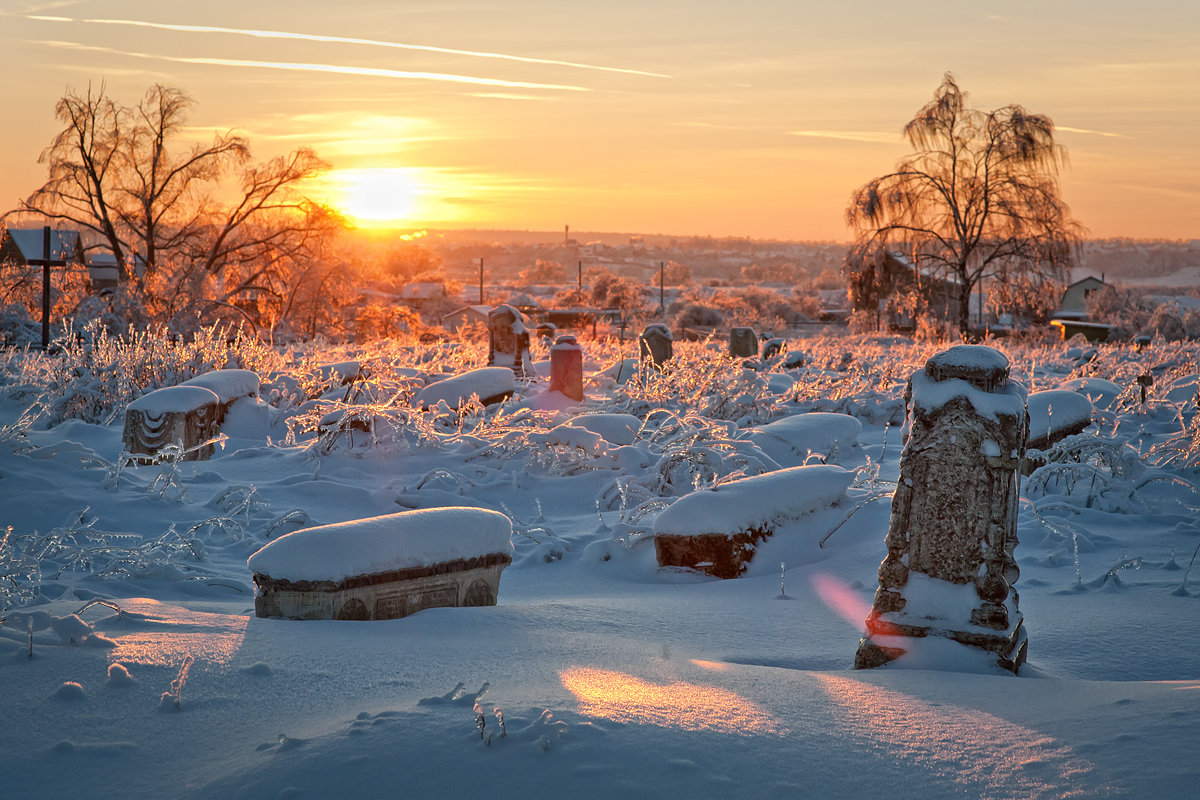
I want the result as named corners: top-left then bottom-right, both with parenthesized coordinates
top-left (19, 83), bottom-right (340, 333)
top-left (846, 73), bottom-right (1082, 337)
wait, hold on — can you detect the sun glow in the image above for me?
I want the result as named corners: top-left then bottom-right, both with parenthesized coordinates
top-left (321, 167), bottom-right (427, 227)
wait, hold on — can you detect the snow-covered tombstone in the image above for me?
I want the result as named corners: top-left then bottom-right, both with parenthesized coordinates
top-left (855, 345), bottom-right (1030, 673)
top-left (639, 323), bottom-right (673, 369)
top-left (744, 412), bottom-right (862, 467)
top-left (121, 385), bottom-right (223, 463)
top-left (652, 465), bottom-right (854, 578)
top-left (729, 327), bottom-right (758, 359)
top-left (549, 334), bottom-right (584, 401)
top-left (249, 508), bottom-right (514, 620)
top-left (1026, 389), bottom-right (1094, 451)
top-left (487, 304), bottom-right (534, 379)
top-left (179, 368), bottom-right (260, 425)
top-left (412, 367), bottom-right (517, 410)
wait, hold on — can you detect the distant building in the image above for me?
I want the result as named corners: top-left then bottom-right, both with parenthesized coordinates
top-left (441, 304), bottom-right (491, 331)
top-left (399, 281), bottom-right (447, 308)
top-left (84, 252), bottom-right (122, 291)
top-left (1054, 276), bottom-right (1107, 321)
top-left (0, 228), bottom-right (129, 293)
top-left (0, 227), bottom-right (84, 269)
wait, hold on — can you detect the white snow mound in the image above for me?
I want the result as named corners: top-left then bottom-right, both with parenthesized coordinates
top-left (746, 412), bottom-right (862, 465)
top-left (565, 413), bottom-right (642, 446)
top-left (247, 507), bottom-right (514, 582)
top-left (653, 464), bottom-right (853, 537)
top-left (413, 367), bottom-right (516, 409)
top-left (1028, 389), bottom-right (1094, 444)
top-left (179, 369), bottom-right (260, 403)
top-left (126, 385), bottom-right (219, 414)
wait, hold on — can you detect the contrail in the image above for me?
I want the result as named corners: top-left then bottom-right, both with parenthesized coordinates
top-left (37, 40), bottom-right (592, 92)
top-left (27, 14), bottom-right (672, 79)
top-left (789, 130), bottom-right (898, 144)
top-left (1056, 126), bottom-right (1128, 139)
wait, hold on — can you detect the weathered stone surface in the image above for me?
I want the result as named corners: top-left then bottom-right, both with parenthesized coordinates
top-left (253, 554), bottom-right (511, 620)
top-left (549, 334), bottom-right (584, 401)
top-left (639, 324), bottom-right (673, 368)
top-left (855, 344), bottom-right (1029, 673)
top-left (729, 327), bottom-right (758, 359)
top-left (488, 304), bottom-right (534, 378)
top-left (122, 385), bottom-right (223, 463)
top-left (654, 530), bottom-right (769, 579)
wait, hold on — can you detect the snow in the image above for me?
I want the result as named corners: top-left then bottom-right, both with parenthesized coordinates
top-left (125, 385), bottom-right (220, 414)
top-left (909, 370), bottom-right (1028, 422)
top-left (1055, 377), bottom-right (1124, 409)
top-left (653, 465), bottom-right (854, 536)
top-left (1027, 389), bottom-right (1095, 445)
top-left (3, 333), bottom-right (1200, 800)
top-left (247, 508), bottom-right (514, 582)
top-left (744, 412), bottom-right (862, 466)
top-left (179, 369), bottom-right (260, 404)
top-left (412, 366), bottom-right (516, 408)
top-left (563, 413), bottom-right (642, 446)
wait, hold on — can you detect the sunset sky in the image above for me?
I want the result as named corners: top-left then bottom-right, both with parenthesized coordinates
top-left (1, 0), bottom-right (1197, 241)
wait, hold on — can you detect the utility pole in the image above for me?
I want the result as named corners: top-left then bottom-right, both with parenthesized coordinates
top-left (26, 226), bottom-right (66, 350)
top-left (478, 258), bottom-right (484, 305)
top-left (577, 260), bottom-right (582, 292)
top-left (659, 261), bottom-right (665, 314)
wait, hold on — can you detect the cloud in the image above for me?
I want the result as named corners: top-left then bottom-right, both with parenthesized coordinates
top-left (25, 14), bottom-right (671, 79)
top-left (34, 40), bottom-right (592, 92)
top-left (789, 130), bottom-right (898, 144)
top-left (1056, 126), bottom-right (1129, 139)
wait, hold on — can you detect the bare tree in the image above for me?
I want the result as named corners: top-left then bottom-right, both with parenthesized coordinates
top-left (20, 84), bottom-right (338, 333)
top-left (845, 73), bottom-right (1082, 337)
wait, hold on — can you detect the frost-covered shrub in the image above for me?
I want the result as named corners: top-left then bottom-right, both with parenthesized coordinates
top-left (14, 322), bottom-right (284, 425)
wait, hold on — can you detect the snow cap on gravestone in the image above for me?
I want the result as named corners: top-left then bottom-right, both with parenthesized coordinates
top-left (924, 344), bottom-right (1009, 392)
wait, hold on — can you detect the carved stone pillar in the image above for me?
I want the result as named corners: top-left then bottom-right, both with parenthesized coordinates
top-left (855, 345), bottom-right (1029, 673)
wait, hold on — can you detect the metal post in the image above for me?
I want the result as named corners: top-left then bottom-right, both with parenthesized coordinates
top-left (478, 259), bottom-right (484, 305)
top-left (41, 226), bottom-right (51, 349)
top-left (577, 260), bottom-right (582, 291)
top-left (659, 261), bottom-right (665, 313)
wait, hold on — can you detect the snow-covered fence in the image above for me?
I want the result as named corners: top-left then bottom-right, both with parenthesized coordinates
top-left (249, 507), bottom-right (514, 620)
top-left (855, 344), bottom-right (1030, 673)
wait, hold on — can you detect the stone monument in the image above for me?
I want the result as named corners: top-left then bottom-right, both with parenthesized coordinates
top-left (639, 323), bottom-right (673, 369)
top-left (854, 344), bottom-right (1030, 673)
top-left (729, 327), bottom-right (758, 359)
top-left (488, 304), bottom-right (534, 379)
top-left (549, 334), bottom-right (584, 401)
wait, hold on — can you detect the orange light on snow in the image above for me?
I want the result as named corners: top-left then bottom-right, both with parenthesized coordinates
top-left (559, 666), bottom-right (785, 736)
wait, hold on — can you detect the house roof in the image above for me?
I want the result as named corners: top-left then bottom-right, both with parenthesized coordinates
top-left (1, 228), bottom-right (83, 263)
top-left (400, 281), bottom-right (446, 300)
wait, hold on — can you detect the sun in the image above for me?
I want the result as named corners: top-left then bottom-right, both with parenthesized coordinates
top-left (323, 167), bottom-right (424, 227)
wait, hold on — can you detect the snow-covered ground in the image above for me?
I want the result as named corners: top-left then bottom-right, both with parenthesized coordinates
top-left (2, 331), bottom-right (1199, 800)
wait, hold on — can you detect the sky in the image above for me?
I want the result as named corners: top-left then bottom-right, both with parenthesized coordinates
top-left (1, 0), bottom-right (1198, 241)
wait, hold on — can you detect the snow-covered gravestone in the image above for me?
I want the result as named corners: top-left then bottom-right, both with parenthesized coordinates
top-left (122, 385), bottom-right (223, 463)
top-left (855, 344), bottom-right (1030, 673)
top-left (729, 327), bottom-right (757, 359)
top-left (412, 367), bottom-right (516, 410)
top-left (549, 334), bottom-right (584, 401)
top-left (249, 508), bottom-right (514, 620)
top-left (653, 465), bottom-right (854, 578)
top-left (488, 304), bottom-right (534, 379)
top-left (122, 369), bottom-right (260, 463)
top-left (639, 323), bottom-right (673, 369)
